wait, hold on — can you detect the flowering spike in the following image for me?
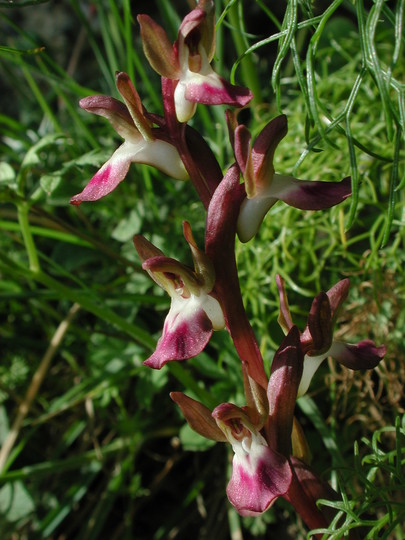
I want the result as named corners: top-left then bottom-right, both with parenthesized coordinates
top-left (205, 165), bottom-right (268, 389)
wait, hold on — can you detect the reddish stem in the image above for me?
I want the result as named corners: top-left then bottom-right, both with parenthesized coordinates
top-left (205, 165), bottom-right (268, 389)
top-left (286, 457), bottom-right (361, 540)
top-left (161, 77), bottom-right (221, 208)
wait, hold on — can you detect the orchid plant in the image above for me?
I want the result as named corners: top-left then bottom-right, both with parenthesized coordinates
top-left (70, 1), bottom-right (386, 536)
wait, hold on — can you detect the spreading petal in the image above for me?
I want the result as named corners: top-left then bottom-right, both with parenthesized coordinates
top-left (170, 392), bottom-right (227, 442)
top-left (174, 52), bottom-right (252, 122)
top-left (71, 138), bottom-right (187, 204)
top-left (329, 340), bottom-right (386, 370)
top-left (70, 142), bottom-right (133, 204)
top-left (298, 339), bottom-right (386, 396)
top-left (269, 174), bottom-right (352, 210)
top-left (237, 175), bottom-right (352, 243)
top-left (184, 71), bottom-right (253, 107)
top-left (137, 14), bottom-right (180, 78)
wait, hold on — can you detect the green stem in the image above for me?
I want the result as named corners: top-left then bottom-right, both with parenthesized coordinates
top-left (20, 65), bottom-right (61, 132)
top-left (36, 270), bottom-right (156, 348)
top-left (0, 250), bottom-right (154, 348)
top-left (0, 250), bottom-right (215, 402)
top-left (167, 363), bottom-right (217, 409)
top-left (17, 201), bottom-right (40, 273)
top-left (227, 1), bottom-right (262, 103)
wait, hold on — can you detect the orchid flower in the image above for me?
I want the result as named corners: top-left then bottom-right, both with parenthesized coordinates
top-left (226, 112), bottom-right (352, 242)
top-left (133, 222), bottom-right (225, 369)
top-left (70, 72), bottom-right (187, 205)
top-left (138, 1), bottom-right (252, 123)
top-left (171, 328), bottom-right (305, 516)
top-left (170, 392), bottom-right (292, 518)
top-left (276, 275), bottom-right (386, 397)
top-left (212, 402), bottom-right (292, 517)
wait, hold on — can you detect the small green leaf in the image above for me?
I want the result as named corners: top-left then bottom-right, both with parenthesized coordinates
top-left (21, 133), bottom-right (65, 171)
top-left (40, 173), bottom-right (62, 196)
top-left (0, 406), bottom-right (9, 444)
top-left (0, 481), bottom-right (35, 522)
top-left (179, 422), bottom-right (216, 451)
top-left (112, 209), bottom-right (143, 242)
top-left (0, 163), bottom-right (16, 186)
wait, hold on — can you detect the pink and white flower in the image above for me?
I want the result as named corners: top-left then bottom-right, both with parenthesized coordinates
top-left (138, 1), bottom-right (252, 123)
top-left (134, 222), bottom-right (225, 369)
top-left (70, 72), bottom-right (187, 205)
top-left (226, 112), bottom-right (352, 242)
top-left (170, 328), bottom-right (304, 516)
top-left (212, 403), bottom-right (292, 516)
top-left (276, 275), bottom-right (386, 396)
